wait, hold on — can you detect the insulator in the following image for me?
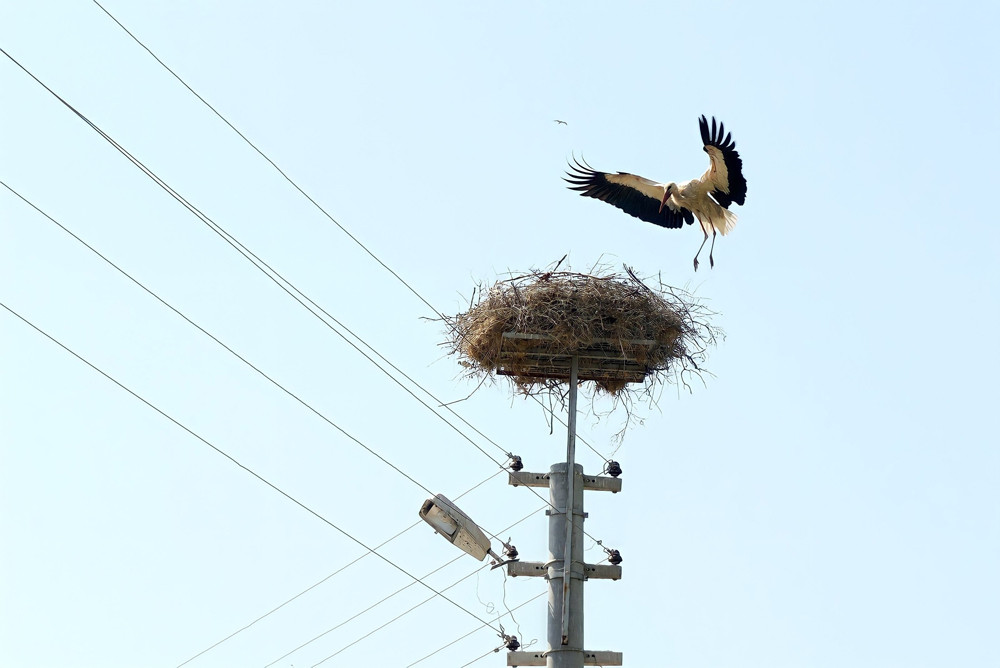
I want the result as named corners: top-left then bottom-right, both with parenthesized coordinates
top-left (509, 455), bottom-right (524, 472)
top-left (606, 460), bottom-right (622, 477)
top-left (506, 635), bottom-right (520, 651)
top-left (608, 549), bottom-right (623, 565)
top-left (504, 543), bottom-right (518, 560)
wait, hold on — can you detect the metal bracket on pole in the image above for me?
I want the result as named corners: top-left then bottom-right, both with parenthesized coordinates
top-left (506, 650), bottom-right (623, 666)
top-left (508, 471), bottom-right (622, 493)
top-left (507, 560), bottom-right (622, 580)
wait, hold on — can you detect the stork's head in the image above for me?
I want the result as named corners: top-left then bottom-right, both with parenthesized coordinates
top-left (659, 183), bottom-right (677, 213)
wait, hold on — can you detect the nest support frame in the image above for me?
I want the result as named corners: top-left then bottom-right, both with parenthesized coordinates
top-left (494, 332), bottom-right (656, 386)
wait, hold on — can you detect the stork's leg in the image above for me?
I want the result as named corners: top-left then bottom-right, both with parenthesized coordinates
top-left (708, 226), bottom-right (718, 268)
top-left (693, 226), bottom-right (710, 271)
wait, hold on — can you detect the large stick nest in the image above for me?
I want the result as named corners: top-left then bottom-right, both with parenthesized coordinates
top-left (442, 264), bottom-right (721, 413)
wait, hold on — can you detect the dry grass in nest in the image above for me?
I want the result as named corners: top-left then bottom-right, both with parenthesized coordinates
top-left (440, 263), bottom-right (722, 428)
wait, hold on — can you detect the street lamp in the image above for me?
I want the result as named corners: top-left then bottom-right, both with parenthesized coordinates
top-left (419, 494), bottom-right (501, 562)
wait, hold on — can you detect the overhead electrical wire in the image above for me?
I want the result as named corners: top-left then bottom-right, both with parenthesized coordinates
top-left (90, 0), bottom-right (441, 319)
top-left (0, 180), bottom-right (534, 663)
top-left (272, 556), bottom-right (477, 667)
top-left (174, 470), bottom-right (505, 667)
top-left (0, 302), bottom-right (504, 637)
top-left (86, 2), bottom-right (617, 468)
top-left (0, 179), bottom-right (436, 496)
top-left (309, 566), bottom-right (491, 668)
top-left (2, 52), bottom-right (614, 571)
top-left (0, 46), bottom-right (515, 471)
top-left (2, 180), bottom-right (560, 664)
top-left (405, 592), bottom-right (547, 668)
top-left (0, 49), bottom-right (615, 539)
top-left (2, 177), bottom-right (566, 558)
top-left (266, 503), bottom-right (545, 668)
top-left (432, 555), bottom-right (615, 668)
top-left (460, 646), bottom-right (515, 668)
top-left (4, 29), bottom-right (623, 656)
top-left (177, 523), bottom-right (426, 668)
top-left (0, 48), bottom-right (616, 636)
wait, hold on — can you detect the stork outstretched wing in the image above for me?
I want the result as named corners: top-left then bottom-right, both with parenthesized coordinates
top-left (699, 115), bottom-right (747, 208)
top-left (564, 157), bottom-right (694, 229)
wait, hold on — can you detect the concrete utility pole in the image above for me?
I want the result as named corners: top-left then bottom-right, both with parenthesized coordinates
top-left (446, 268), bottom-right (701, 666)
top-left (504, 355), bottom-right (623, 668)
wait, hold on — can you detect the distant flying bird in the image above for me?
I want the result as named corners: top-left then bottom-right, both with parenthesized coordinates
top-left (564, 115), bottom-right (747, 270)
top-left (554, 119), bottom-right (568, 125)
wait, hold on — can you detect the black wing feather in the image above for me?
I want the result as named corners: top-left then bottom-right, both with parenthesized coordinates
top-left (698, 115), bottom-right (748, 208)
top-left (564, 157), bottom-right (693, 229)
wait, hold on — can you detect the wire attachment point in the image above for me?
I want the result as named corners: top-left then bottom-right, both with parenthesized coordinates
top-left (495, 624), bottom-right (520, 652)
top-left (596, 540), bottom-right (623, 565)
top-left (490, 538), bottom-right (520, 569)
top-left (507, 453), bottom-right (524, 471)
top-left (502, 538), bottom-right (518, 561)
top-left (604, 460), bottom-right (622, 477)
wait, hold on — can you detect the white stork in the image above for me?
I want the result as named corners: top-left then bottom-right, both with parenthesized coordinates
top-left (565, 115), bottom-right (748, 270)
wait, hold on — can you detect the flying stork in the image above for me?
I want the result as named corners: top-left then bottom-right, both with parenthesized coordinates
top-left (564, 115), bottom-right (747, 270)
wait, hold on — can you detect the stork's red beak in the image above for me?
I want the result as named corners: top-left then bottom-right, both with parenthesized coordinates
top-left (659, 191), bottom-right (670, 213)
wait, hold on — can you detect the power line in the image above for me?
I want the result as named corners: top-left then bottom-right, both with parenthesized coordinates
top-left (175, 470), bottom-right (504, 667)
top-left (7, 16), bottom-right (625, 659)
top-left (422, 555), bottom-right (616, 667)
top-left (268, 555), bottom-right (473, 668)
top-left (82, 6), bottom-right (619, 469)
top-left (4, 36), bottom-right (617, 597)
top-left (1, 179), bottom-right (435, 496)
top-left (267, 503), bottom-right (545, 667)
top-left (0, 46), bottom-right (511, 472)
top-left (530, 393), bottom-right (613, 465)
top-left (0, 48), bottom-right (542, 512)
top-left (5, 144), bottom-right (617, 661)
top-left (90, 0), bottom-right (442, 319)
top-left (405, 592), bottom-right (547, 668)
top-left (1, 183), bottom-right (541, 662)
top-left (4, 176), bottom-right (570, 559)
top-left (460, 646), bottom-right (510, 668)
top-left (0, 48), bottom-right (600, 540)
top-left (177, 524), bottom-right (427, 668)
top-left (4, 41), bottom-right (623, 667)
top-left (0, 301), bottom-right (503, 636)
top-left (309, 568), bottom-right (491, 667)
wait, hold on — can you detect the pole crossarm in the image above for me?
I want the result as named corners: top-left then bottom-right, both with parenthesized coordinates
top-left (508, 471), bottom-right (622, 493)
top-left (506, 650), bottom-right (624, 666)
top-left (507, 560), bottom-right (622, 580)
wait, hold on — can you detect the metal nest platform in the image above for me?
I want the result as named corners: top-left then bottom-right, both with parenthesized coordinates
top-left (495, 332), bottom-right (654, 385)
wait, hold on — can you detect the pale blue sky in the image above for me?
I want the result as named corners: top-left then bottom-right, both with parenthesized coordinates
top-left (3, 1), bottom-right (998, 666)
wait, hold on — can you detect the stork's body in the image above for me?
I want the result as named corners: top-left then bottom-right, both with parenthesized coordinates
top-left (565, 115), bottom-right (747, 270)
top-left (664, 176), bottom-right (738, 270)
